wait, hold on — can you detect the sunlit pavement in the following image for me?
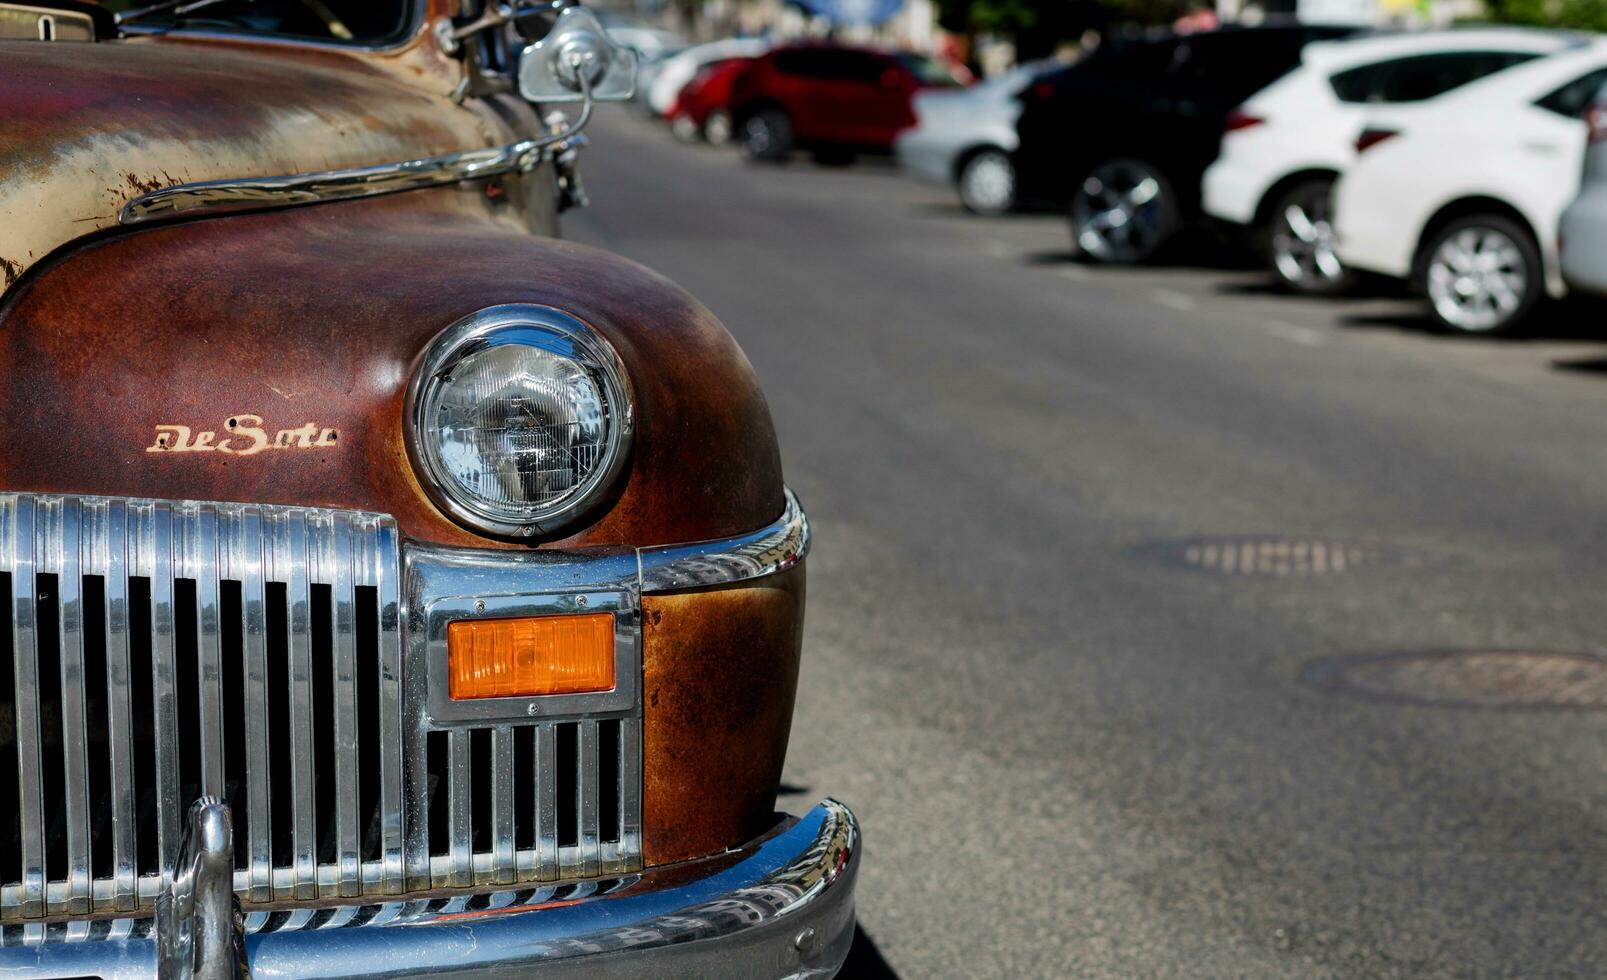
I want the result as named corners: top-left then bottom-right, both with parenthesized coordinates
top-left (569, 107), bottom-right (1607, 979)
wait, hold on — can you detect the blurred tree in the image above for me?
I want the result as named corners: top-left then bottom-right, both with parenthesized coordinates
top-left (1482, 0), bottom-right (1607, 30)
top-left (933, 0), bottom-right (1185, 62)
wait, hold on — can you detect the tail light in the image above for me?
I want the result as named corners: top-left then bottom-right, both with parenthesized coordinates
top-left (1224, 108), bottom-right (1265, 133)
top-left (1586, 103), bottom-right (1607, 143)
top-left (1355, 128), bottom-right (1399, 154)
top-left (1022, 80), bottom-right (1055, 103)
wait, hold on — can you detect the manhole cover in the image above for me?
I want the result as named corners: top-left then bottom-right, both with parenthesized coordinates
top-left (1302, 651), bottom-right (1607, 709)
top-left (1134, 537), bottom-right (1408, 577)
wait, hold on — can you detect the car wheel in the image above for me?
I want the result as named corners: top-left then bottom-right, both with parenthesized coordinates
top-left (1418, 214), bottom-right (1542, 335)
top-left (957, 148), bottom-right (1015, 216)
top-left (670, 113), bottom-right (700, 143)
top-left (743, 108), bottom-right (792, 162)
top-left (1069, 158), bottom-right (1178, 264)
top-left (1267, 177), bottom-right (1352, 295)
top-left (704, 109), bottom-right (734, 146)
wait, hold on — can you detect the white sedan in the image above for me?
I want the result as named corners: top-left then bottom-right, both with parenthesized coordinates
top-left (1333, 42), bottom-right (1607, 333)
top-left (1203, 28), bottom-right (1574, 295)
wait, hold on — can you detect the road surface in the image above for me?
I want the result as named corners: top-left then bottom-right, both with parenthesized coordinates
top-left (568, 109), bottom-right (1607, 979)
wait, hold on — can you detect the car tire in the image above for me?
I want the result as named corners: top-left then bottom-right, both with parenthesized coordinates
top-left (1416, 214), bottom-right (1543, 335)
top-left (670, 113), bottom-right (700, 143)
top-left (1265, 177), bottom-right (1353, 295)
top-left (704, 109), bottom-right (734, 146)
top-left (956, 148), bottom-right (1015, 216)
top-left (743, 108), bottom-right (792, 162)
top-left (1069, 157), bottom-right (1178, 264)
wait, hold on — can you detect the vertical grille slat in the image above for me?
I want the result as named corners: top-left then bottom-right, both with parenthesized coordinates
top-left (536, 722), bottom-right (559, 881)
top-left (85, 499), bottom-right (139, 912)
top-left (577, 719), bottom-right (601, 880)
top-left (183, 506), bottom-right (226, 802)
top-left (279, 510), bottom-right (318, 901)
top-left (330, 515), bottom-right (361, 898)
top-left (368, 520), bottom-right (404, 896)
top-left (490, 726), bottom-right (515, 886)
top-left (4, 496), bottom-right (46, 918)
top-left (0, 492), bottom-right (638, 921)
top-left (447, 730), bottom-right (473, 888)
top-left (224, 507), bottom-right (273, 903)
top-left (140, 502), bottom-right (183, 883)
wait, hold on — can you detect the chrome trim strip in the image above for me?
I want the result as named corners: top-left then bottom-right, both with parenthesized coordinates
top-left (119, 137), bottom-right (555, 226)
top-left (637, 488), bottom-right (810, 593)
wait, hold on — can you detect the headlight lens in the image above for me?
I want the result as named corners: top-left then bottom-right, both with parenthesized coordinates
top-left (409, 305), bottom-right (633, 538)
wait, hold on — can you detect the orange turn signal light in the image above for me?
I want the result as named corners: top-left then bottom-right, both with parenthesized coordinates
top-left (447, 613), bottom-right (615, 700)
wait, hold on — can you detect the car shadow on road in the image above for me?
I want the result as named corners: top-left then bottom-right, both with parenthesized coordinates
top-left (839, 925), bottom-right (901, 979)
top-left (1339, 299), bottom-right (1607, 343)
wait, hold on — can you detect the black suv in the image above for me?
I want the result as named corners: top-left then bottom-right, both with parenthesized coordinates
top-left (1015, 24), bottom-right (1363, 263)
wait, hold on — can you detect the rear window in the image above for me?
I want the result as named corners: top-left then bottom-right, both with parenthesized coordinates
top-left (1536, 66), bottom-right (1607, 117)
top-left (897, 53), bottom-right (962, 87)
top-left (1175, 31), bottom-right (1311, 102)
top-left (1330, 51), bottom-right (1541, 104)
top-left (773, 48), bottom-right (885, 82)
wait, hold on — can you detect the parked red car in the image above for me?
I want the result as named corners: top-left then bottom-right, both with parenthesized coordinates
top-left (729, 42), bottom-right (966, 161)
top-left (669, 57), bottom-right (755, 145)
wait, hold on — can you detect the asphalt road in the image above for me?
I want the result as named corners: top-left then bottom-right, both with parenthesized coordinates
top-left (568, 109), bottom-right (1607, 979)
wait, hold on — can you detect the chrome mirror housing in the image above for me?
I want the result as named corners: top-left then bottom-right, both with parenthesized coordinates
top-left (518, 6), bottom-right (636, 104)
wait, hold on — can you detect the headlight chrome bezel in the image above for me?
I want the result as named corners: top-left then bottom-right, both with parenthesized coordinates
top-left (405, 304), bottom-right (635, 540)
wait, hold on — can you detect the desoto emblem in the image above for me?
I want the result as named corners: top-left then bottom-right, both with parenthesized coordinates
top-left (147, 414), bottom-right (340, 456)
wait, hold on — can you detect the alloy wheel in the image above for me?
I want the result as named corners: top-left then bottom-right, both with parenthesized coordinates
top-left (1270, 181), bottom-right (1348, 293)
top-left (1424, 226), bottom-right (1529, 333)
top-left (957, 150), bottom-right (1015, 215)
top-left (704, 109), bottom-right (733, 146)
top-left (1071, 160), bottom-right (1174, 263)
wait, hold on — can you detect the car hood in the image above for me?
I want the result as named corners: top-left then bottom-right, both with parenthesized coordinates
top-left (0, 37), bottom-right (497, 291)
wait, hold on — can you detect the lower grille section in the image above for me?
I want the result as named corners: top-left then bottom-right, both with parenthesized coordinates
top-left (0, 493), bottom-right (642, 921)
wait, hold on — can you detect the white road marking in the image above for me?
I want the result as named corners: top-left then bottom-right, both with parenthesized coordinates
top-left (983, 239), bottom-right (1017, 260)
top-left (1263, 320), bottom-right (1326, 347)
top-left (1056, 265), bottom-right (1092, 283)
top-left (1151, 289), bottom-right (1196, 312)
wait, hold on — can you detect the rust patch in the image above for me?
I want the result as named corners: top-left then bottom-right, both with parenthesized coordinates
top-left (122, 172), bottom-right (164, 196)
top-left (640, 564), bottom-right (806, 866)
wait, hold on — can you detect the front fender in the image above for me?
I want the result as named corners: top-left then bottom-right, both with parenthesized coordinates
top-left (0, 184), bottom-right (785, 551)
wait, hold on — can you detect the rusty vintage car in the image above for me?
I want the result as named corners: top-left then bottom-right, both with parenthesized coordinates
top-left (0, 2), bottom-right (858, 976)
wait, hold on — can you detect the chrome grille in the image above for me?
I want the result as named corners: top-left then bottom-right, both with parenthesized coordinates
top-left (0, 492), bottom-right (642, 921)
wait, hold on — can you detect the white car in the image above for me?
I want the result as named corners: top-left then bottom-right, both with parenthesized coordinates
top-left (645, 38), bottom-right (771, 118)
top-left (1559, 83), bottom-right (1607, 296)
top-left (1333, 43), bottom-right (1607, 333)
top-left (894, 62), bottom-right (1049, 215)
top-left (1203, 28), bottom-right (1576, 294)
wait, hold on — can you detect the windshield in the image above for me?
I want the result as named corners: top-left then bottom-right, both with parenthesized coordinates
top-left (102, 0), bottom-right (414, 45)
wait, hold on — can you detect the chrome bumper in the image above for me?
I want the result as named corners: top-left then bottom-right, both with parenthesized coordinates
top-left (1, 799), bottom-right (859, 979)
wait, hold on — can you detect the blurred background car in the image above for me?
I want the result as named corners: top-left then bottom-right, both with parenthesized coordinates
top-left (729, 42), bottom-right (967, 163)
top-left (1013, 23), bottom-right (1362, 265)
top-left (1204, 28), bottom-right (1574, 295)
top-left (1334, 42), bottom-right (1607, 334)
top-left (669, 55), bottom-right (757, 144)
top-left (646, 37), bottom-right (772, 118)
top-left (1559, 82), bottom-right (1607, 297)
top-left (894, 59), bottom-right (1057, 215)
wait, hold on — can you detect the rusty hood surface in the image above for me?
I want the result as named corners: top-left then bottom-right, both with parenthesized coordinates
top-left (0, 35), bottom-right (497, 289)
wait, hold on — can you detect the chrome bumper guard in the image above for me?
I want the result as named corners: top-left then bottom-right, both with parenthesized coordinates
top-left (1, 799), bottom-right (858, 979)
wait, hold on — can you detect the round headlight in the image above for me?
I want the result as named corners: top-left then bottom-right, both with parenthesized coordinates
top-left (407, 305), bottom-right (633, 538)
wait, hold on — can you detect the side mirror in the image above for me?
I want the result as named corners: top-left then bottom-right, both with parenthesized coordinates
top-left (518, 6), bottom-right (637, 104)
